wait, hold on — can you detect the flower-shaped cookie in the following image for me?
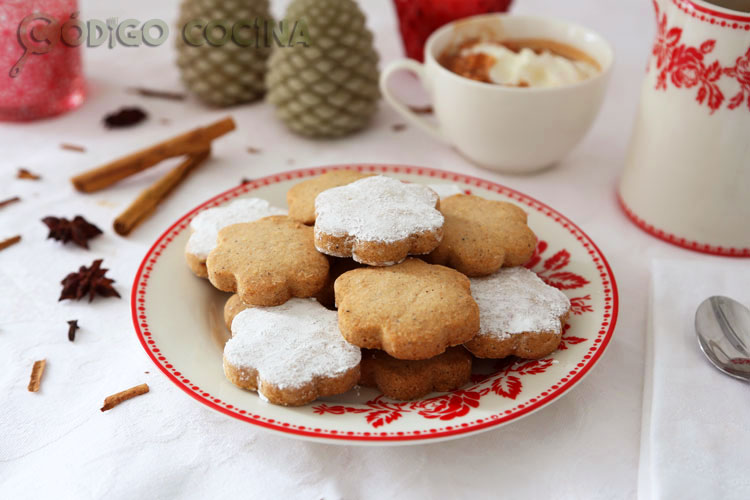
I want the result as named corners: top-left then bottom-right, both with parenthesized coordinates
top-left (223, 299), bottom-right (361, 406)
top-left (207, 216), bottom-right (329, 306)
top-left (185, 198), bottom-right (286, 278)
top-left (287, 170), bottom-right (371, 225)
top-left (334, 258), bottom-right (479, 360)
top-left (360, 346), bottom-right (472, 400)
top-left (315, 176), bottom-right (444, 266)
top-left (464, 267), bottom-right (571, 359)
top-left (224, 294), bottom-right (250, 331)
top-left (425, 194), bottom-right (537, 276)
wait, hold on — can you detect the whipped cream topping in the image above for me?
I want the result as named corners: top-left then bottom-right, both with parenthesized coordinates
top-left (462, 42), bottom-right (599, 88)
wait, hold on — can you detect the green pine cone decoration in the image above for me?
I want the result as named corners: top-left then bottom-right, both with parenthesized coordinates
top-left (266, 0), bottom-right (380, 138)
top-left (176, 0), bottom-right (273, 107)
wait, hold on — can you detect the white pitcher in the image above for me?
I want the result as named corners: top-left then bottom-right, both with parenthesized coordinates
top-left (620, 0), bottom-right (750, 256)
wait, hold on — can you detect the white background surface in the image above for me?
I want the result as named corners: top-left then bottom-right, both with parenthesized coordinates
top-left (0, 0), bottom-right (729, 498)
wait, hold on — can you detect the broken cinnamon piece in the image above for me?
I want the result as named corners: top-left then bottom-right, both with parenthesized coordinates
top-left (61, 143), bottom-right (86, 153)
top-left (17, 168), bottom-right (41, 180)
top-left (408, 104), bottom-right (433, 114)
top-left (101, 383), bottom-right (149, 411)
top-left (71, 116), bottom-right (235, 193)
top-left (0, 235), bottom-right (21, 251)
top-left (0, 196), bottom-right (20, 209)
top-left (128, 87), bottom-right (186, 101)
top-left (28, 360), bottom-right (46, 392)
top-left (67, 320), bottom-right (79, 342)
top-left (113, 148), bottom-right (211, 236)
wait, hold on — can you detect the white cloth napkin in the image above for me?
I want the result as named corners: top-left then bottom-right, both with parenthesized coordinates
top-left (640, 259), bottom-right (750, 500)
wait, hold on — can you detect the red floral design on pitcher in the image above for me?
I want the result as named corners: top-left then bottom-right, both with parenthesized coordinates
top-left (649, 0), bottom-right (750, 113)
top-left (725, 48), bottom-right (750, 110)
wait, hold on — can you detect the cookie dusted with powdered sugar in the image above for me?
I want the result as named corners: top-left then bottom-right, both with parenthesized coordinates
top-left (314, 176), bottom-right (444, 266)
top-left (464, 267), bottom-right (571, 359)
top-left (359, 346), bottom-right (472, 400)
top-left (287, 170), bottom-right (372, 225)
top-left (335, 258), bottom-right (479, 360)
top-left (223, 299), bottom-right (361, 406)
top-left (185, 198), bottom-right (286, 278)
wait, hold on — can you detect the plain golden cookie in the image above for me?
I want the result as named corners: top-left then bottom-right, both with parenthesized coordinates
top-left (360, 346), bottom-right (473, 400)
top-left (287, 170), bottom-right (371, 225)
top-left (184, 198), bottom-right (286, 278)
top-left (206, 215), bottom-right (329, 307)
top-left (314, 257), bottom-right (364, 310)
top-left (334, 258), bottom-right (479, 360)
top-left (425, 194), bottom-right (537, 276)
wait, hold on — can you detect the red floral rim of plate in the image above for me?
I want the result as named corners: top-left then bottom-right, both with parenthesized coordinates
top-left (132, 164), bottom-right (619, 442)
top-left (618, 193), bottom-right (750, 257)
top-left (673, 0), bottom-right (750, 25)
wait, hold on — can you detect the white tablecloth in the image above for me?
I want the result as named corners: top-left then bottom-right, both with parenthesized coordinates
top-left (0, 1), bottom-right (713, 498)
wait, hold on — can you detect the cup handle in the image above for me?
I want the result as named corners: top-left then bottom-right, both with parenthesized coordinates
top-left (379, 59), bottom-right (442, 141)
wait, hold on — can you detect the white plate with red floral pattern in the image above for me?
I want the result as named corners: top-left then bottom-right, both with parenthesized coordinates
top-left (132, 164), bottom-right (618, 445)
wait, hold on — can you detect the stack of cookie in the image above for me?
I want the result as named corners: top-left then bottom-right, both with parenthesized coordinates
top-left (185, 171), bottom-right (571, 406)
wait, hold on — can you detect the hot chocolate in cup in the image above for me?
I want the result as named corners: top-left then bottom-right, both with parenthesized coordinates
top-left (380, 14), bottom-right (614, 174)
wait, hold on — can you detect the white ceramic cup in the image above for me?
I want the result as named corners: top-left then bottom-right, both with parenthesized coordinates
top-left (380, 14), bottom-right (614, 174)
top-left (619, 0), bottom-right (750, 256)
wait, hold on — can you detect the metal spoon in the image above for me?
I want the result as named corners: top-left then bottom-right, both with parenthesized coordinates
top-left (695, 296), bottom-right (750, 382)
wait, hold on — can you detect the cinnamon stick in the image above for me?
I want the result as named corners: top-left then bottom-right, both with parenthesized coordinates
top-left (0, 235), bottom-right (21, 251)
top-left (61, 143), bottom-right (86, 153)
top-left (17, 168), bottom-right (41, 180)
top-left (0, 196), bottom-right (20, 209)
top-left (100, 383), bottom-right (149, 411)
top-left (71, 117), bottom-right (235, 193)
top-left (128, 87), bottom-right (186, 101)
top-left (28, 360), bottom-right (46, 392)
top-left (113, 148), bottom-right (211, 236)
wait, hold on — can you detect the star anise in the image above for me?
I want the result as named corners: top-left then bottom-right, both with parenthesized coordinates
top-left (59, 259), bottom-right (121, 302)
top-left (42, 215), bottom-right (102, 249)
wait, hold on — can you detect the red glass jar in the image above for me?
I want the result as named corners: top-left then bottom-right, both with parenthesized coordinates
top-left (0, 0), bottom-right (86, 121)
top-left (392, 0), bottom-right (514, 61)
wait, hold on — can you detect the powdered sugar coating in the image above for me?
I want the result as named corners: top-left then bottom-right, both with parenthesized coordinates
top-left (471, 267), bottom-right (570, 340)
top-left (225, 299), bottom-right (361, 392)
top-left (428, 184), bottom-right (463, 199)
top-left (314, 175), bottom-right (444, 243)
top-left (187, 198), bottom-right (286, 259)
